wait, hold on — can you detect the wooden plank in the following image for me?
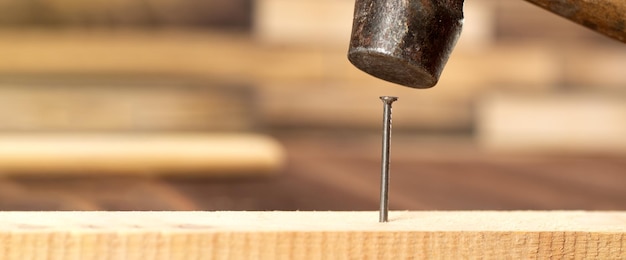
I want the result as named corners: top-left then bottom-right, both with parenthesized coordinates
top-left (0, 30), bottom-right (258, 83)
top-left (0, 133), bottom-right (284, 176)
top-left (0, 211), bottom-right (623, 259)
top-left (0, 0), bottom-right (251, 28)
top-left (253, 0), bottom-right (354, 45)
top-left (0, 79), bottom-right (256, 131)
top-left (562, 46), bottom-right (626, 88)
top-left (477, 93), bottom-right (626, 153)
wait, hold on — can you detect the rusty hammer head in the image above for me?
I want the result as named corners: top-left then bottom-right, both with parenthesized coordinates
top-left (348, 0), bottom-right (464, 89)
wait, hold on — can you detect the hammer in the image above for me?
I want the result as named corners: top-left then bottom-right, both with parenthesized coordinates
top-left (348, 0), bottom-right (626, 89)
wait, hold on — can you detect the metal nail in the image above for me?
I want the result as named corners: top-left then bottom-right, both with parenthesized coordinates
top-left (379, 96), bottom-right (397, 222)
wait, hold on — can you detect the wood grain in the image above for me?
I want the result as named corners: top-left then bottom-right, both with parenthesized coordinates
top-left (0, 211), bottom-right (623, 259)
top-left (525, 0), bottom-right (626, 43)
top-left (0, 134), bottom-right (284, 176)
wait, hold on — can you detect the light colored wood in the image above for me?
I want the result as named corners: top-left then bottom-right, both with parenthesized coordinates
top-left (0, 30), bottom-right (257, 83)
top-left (0, 0), bottom-right (248, 26)
top-left (253, 0), bottom-right (354, 46)
top-left (477, 93), bottom-right (626, 153)
top-left (562, 46), bottom-right (626, 88)
top-left (0, 133), bottom-right (284, 176)
top-left (0, 80), bottom-right (255, 131)
top-left (0, 211), bottom-right (623, 259)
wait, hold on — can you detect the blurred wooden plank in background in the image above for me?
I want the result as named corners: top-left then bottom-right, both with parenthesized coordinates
top-left (0, 77), bottom-right (257, 131)
top-left (0, 133), bottom-right (284, 176)
top-left (0, 0), bottom-right (251, 28)
top-left (477, 93), bottom-right (626, 153)
top-left (253, 0), bottom-right (354, 46)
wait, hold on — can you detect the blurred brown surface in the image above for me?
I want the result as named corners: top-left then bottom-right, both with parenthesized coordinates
top-left (1, 133), bottom-right (624, 211)
top-left (0, 78), bottom-right (257, 131)
top-left (0, 0), bottom-right (251, 29)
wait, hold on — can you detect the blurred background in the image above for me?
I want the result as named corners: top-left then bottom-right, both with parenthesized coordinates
top-left (0, 0), bottom-right (624, 211)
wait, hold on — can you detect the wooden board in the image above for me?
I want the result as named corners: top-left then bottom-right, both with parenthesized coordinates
top-left (477, 93), bottom-right (626, 153)
top-left (0, 133), bottom-right (284, 176)
top-left (0, 211), bottom-right (623, 259)
top-left (0, 0), bottom-right (251, 28)
top-left (253, 0), bottom-right (354, 45)
top-left (0, 79), bottom-right (256, 131)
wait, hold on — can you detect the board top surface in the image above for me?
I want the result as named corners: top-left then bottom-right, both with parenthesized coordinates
top-left (1, 211), bottom-right (624, 232)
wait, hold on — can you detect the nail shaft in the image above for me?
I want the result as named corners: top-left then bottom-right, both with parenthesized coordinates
top-left (379, 96), bottom-right (397, 222)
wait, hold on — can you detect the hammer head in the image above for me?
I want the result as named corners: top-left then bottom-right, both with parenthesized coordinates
top-left (348, 0), bottom-right (464, 89)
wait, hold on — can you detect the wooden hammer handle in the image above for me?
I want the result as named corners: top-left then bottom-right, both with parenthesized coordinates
top-left (525, 0), bottom-right (626, 43)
